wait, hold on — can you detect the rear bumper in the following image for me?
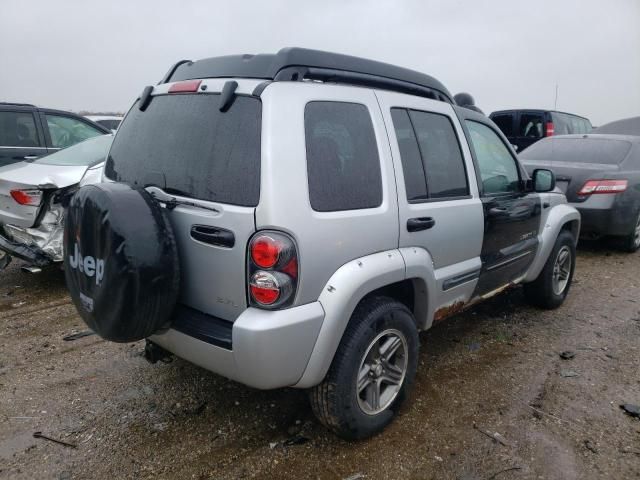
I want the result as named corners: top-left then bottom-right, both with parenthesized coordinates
top-left (150, 302), bottom-right (325, 390)
top-left (572, 199), bottom-right (636, 238)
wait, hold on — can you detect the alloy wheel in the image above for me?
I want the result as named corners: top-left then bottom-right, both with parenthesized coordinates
top-left (357, 329), bottom-right (408, 415)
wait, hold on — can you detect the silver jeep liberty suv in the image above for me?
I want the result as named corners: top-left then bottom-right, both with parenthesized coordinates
top-left (64, 48), bottom-right (580, 439)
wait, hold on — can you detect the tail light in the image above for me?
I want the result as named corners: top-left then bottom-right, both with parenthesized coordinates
top-left (168, 80), bottom-right (202, 93)
top-left (10, 189), bottom-right (42, 206)
top-left (545, 122), bottom-right (555, 136)
top-left (578, 179), bottom-right (628, 195)
top-left (248, 232), bottom-right (298, 309)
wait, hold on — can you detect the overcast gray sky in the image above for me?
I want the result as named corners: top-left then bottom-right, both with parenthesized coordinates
top-left (1, 0), bottom-right (638, 125)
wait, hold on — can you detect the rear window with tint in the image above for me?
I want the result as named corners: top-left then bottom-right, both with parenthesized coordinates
top-left (305, 102), bottom-right (382, 212)
top-left (106, 94), bottom-right (261, 207)
top-left (550, 112), bottom-right (592, 135)
top-left (36, 134), bottom-right (112, 166)
top-left (520, 137), bottom-right (632, 165)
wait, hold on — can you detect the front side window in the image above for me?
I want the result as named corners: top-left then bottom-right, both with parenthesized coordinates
top-left (0, 111), bottom-right (39, 147)
top-left (466, 121), bottom-right (520, 195)
top-left (305, 102), bottom-right (382, 212)
top-left (518, 113), bottom-right (544, 139)
top-left (46, 114), bottom-right (104, 148)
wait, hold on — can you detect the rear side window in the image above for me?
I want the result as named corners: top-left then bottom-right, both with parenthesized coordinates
top-left (305, 102), bottom-right (382, 211)
top-left (409, 110), bottom-right (468, 199)
top-left (391, 108), bottom-right (468, 201)
top-left (391, 109), bottom-right (427, 201)
top-left (106, 94), bottom-right (261, 207)
top-left (518, 113), bottom-right (544, 138)
top-left (491, 114), bottom-right (514, 137)
top-left (521, 137), bottom-right (632, 165)
top-left (0, 111), bottom-right (39, 147)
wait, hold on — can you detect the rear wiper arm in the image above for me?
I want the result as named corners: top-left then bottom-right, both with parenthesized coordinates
top-left (144, 186), bottom-right (220, 213)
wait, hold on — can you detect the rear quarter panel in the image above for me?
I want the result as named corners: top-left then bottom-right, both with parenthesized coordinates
top-left (256, 82), bottom-right (399, 306)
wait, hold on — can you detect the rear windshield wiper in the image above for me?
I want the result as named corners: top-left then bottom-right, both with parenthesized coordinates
top-left (144, 186), bottom-right (220, 213)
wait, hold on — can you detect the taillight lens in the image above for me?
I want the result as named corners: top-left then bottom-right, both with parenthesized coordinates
top-left (251, 235), bottom-right (281, 268)
top-left (249, 271), bottom-right (281, 305)
top-left (10, 189), bottom-right (42, 206)
top-left (248, 231), bottom-right (298, 309)
top-left (578, 179), bottom-right (628, 195)
top-left (545, 122), bottom-right (555, 136)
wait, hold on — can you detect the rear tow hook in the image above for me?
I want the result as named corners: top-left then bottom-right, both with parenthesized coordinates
top-left (144, 340), bottom-right (173, 364)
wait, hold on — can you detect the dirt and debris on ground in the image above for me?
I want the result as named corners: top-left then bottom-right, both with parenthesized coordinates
top-left (1, 244), bottom-right (639, 479)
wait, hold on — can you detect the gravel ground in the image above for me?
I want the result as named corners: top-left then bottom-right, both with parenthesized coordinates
top-left (1, 244), bottom-right (639, 480)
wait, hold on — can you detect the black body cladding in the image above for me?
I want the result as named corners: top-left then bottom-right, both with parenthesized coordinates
top-left (164, 47), bottom-right (454, 103)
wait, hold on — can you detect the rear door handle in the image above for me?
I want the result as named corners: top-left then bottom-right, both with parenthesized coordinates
top-left (407, 217), bottom-right (436, 232)
top-left (22, 155), bottom-right (38, 160)
top-left (190, 225), bottom-right (235, 248)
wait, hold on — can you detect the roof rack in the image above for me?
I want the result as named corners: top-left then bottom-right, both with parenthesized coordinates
top-left (0, 102), bottom-right (36, 108)
top-left (162, 47), bottom-right (453, 104)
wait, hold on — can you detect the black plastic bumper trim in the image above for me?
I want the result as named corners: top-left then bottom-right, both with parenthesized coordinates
top-left (442, 269), bottom-right (481, 291)
top-left (171, 305), bottom-right (233, 350)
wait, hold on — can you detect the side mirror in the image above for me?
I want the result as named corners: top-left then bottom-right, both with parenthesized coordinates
top-left (533, 169), bottom-right (556, 193)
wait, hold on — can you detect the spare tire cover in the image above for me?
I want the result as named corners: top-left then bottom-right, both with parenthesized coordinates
top-left (64, 183), bottom-right (180, 342)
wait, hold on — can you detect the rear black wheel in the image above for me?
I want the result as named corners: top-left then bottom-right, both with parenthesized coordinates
top-left (309, 296), bottom-right (419, 440)
top-left (524, 230), bottom-right (576, 309)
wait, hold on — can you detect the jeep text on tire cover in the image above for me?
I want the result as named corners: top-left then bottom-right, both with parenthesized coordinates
top-left (68, 243), bottom-right (105, 285)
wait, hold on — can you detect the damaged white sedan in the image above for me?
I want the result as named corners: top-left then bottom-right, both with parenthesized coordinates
top-left (0, 134), bottom-right (112, 272)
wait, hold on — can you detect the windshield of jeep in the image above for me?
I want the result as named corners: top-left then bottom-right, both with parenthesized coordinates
top-left (105, 93), bottom-right (261, 207)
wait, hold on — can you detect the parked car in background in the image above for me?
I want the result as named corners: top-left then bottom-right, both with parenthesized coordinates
top-left (85, 115), bottom-right (123, 132)
top-left (593, 116), bottom-right (640, 136)
top-left (490, 109), bottom-right (592, 152)
top-left (0, 134), bottom-right (113, 271)
top-left (0, 103), bottom-right (110, 169)
top-left (520, 134), bottom-right (640, 252)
